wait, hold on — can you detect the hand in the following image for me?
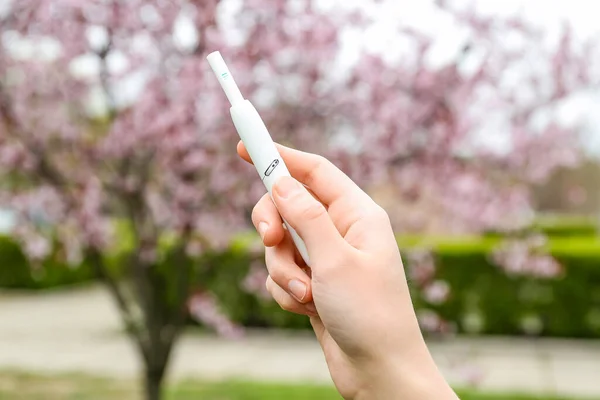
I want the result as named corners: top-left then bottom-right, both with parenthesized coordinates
top-left (238, 142), bottom-right (457, 400)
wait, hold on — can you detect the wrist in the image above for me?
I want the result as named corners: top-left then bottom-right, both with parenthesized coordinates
top-left (354, 337), bottom-right (457, 400)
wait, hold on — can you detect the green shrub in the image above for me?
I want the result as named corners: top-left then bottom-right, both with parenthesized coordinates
top-left (194, 245), bottom-right (312, 330)
top-left (532, 215), bottom-right (598, 237)
top-left (403, 236), bottom-right (600, 338)
top-left (195, 235), bottom-right (600, 337)
top-left (0, 235), bottom-right (32, 288)
top-left (2, 230), bottom-right (600, 338)
top-left (0, 235), bottom-right (95, 289)
top-left (485, 215), bottom-right (598, 238)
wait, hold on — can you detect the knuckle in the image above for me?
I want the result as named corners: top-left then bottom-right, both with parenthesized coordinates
top-left (313, 155), bottom-right (330, 169)
top-left (267, 264), bottom-right (287, 287)
top-left (264, 248), bottom-right (273, 264)
top-left (369, 204), bottom-right (391, 225)
top-left (376, 205), bottom-right (391, 221)
top-left (304, 155), bottom-right (329, 187)
top-left (277, 295), bottom-right (296, 312)
top-left (251, 194), bottom-right (273, 225)
top-left (298, 199), bottom-right (327, 222)
top-left (251, 202), bottom-right (265, 226)
top-left (341, 204), bottom-right (390, 235)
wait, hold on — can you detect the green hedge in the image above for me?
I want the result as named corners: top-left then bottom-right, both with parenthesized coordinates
top-left (195, 243), bottom-right (313, 330)
top-left (0, 236), bottom-right (95, 289)
top-left (401, 236), bottom-right (600, 337)
top-left (485, 215), bottom-right (598, 238)
top-left (196, 235), bottom-right (600, 337)
top-left (3, 215), bottom-right (593, 289)
top-left (532, 215), bottom-right (598, 237)
top-left (2, 233), bottom-right (600, 338)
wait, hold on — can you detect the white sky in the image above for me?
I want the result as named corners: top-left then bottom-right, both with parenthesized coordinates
top-left (345, 0), bottom-right (600, 61)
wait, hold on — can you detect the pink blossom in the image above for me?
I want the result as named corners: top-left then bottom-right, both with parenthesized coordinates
top-left (406, 249), bottom-right (436, 286)
top-left (23, 234), bottom-right (52, 261)
top-left (492, 236), bottom-right (562, 278)
top-left (417, 309), bottom-right (443, 333)
top-left (242, 260), bottom-right (271, 301)
top-left (423, 280), bottom-right (451, 305)
top-left (188, 292), bottom-right (244, 339)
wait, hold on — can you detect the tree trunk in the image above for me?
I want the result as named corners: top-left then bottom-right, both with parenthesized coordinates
top-left (144, 365), bottom-right (166, 400)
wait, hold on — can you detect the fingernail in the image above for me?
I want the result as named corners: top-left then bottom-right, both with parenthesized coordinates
top-left (288, 279), bottom-right (307, 302)
top-left (275, 176), bottom-right (302, 199)
top-left (257, 222), bottom-right (269, 240)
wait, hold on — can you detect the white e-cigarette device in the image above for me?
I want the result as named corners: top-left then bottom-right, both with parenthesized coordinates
top-left (206, 51), bottom-right (310, 266)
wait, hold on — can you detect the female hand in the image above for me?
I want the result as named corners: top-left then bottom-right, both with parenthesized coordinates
top-left (238, 142), bottom-right (457, 400)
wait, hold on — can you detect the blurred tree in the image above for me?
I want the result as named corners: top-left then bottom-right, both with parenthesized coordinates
top-left (0, 0), bottom-right (596, 399)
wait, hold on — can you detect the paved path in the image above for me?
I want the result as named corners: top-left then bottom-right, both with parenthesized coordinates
top-left (1, 285), bottom-right (599, 398)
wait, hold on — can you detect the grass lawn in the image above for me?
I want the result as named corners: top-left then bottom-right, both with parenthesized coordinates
top-left (0, 371), bottom-right (594, 400)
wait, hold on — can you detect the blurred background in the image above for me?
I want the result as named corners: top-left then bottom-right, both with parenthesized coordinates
top-left (0, 0), bottom-right (599, 399)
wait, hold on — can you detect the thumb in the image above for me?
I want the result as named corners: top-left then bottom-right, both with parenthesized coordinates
top-left (273, 176), bottom-right (345, 261)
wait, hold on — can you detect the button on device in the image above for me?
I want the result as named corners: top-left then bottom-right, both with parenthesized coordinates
top-left (264, 159), bottom-right (279, 177)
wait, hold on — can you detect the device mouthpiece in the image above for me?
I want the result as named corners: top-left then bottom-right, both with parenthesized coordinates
top-left (207, 51), bottom-right (245, 107)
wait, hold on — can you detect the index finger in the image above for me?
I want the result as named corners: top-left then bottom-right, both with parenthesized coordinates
top-left (236, 141), bottom-right (369, 207)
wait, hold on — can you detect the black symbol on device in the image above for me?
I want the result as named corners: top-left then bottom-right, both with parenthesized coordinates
top-left (264, 159), bottom-right (280, 177)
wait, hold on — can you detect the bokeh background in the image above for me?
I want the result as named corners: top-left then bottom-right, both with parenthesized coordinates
top-left (1, 0), bottom-right (599, 399)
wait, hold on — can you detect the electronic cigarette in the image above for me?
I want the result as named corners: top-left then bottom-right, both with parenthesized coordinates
top-left (207, 51), bottom-right (311, 266)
